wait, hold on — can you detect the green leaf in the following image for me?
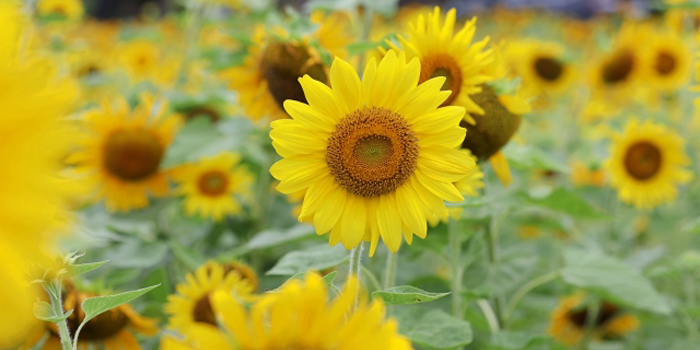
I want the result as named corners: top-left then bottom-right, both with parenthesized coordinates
top-left (490, 331), bottom-right (549, 349)
top-left (246, 225), bottom-right (316, 250)
top-left (394, 307), bottom-right (473, 349)
top-left (323, 271), bottom-right (338, 285)
top-left (80, 284), bottom-right (160, 323)
top-left (33, 301), bottom-right (73, 323)
top-left (524, 187), bottom-right (604, 219)
top-left (266, 245), bottom-right (349, 276)
top-left (561, 249), bottom-right (670, 314)
top-left (372, 286), bottom-right (450, 305)
top-left (70, 261), bottom-right (108, 276)
top-left (161, 117), bottom-right (223, 167)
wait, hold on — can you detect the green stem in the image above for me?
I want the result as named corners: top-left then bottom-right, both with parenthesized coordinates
top-left (348, 242), bottom-right (365, 311)
top-left (477, 299), bottom-right (501, 333)
top-left (503, 271), bottom-right (560, 324)
top-left (177, 0), bottom-right (205, 88)
top-left (484, 215), bottom-right (505, 328)
top-left (448, 218), bottom-right (464, 318)
top-left (578, 301), bottom-right (601, 350)
top-left (361, 265), bottom-right (382, 292)
top-left (47, 282), bottom-right (72, 350)
top-left (383, 251), bottom-right (398, 290)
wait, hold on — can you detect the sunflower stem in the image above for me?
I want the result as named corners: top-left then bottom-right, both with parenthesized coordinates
top-left (579, 301), bottom-right (601, 350)
top-left (46, 281), bottom-right (73, 350)
top-left (448, 218), bottom-right (464, 318)
top-left (383, 251), bottom-right (398, 290)
top-left (503, 271), bottom-right (560, 326)
top-left (348, 242), bottom-right (365, 312)
top-left (483, 167), bottom-right (505, 329)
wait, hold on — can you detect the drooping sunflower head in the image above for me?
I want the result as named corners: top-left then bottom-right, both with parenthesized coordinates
top-left (549, 294), bottom-right (640, 346)
top-left (37, 0), bottom-right (84, 20)
top-left (606, 119), bottom-right (691, 209)
top-left (393, 7), bottom-right (493, 116)
top-left (166, 261), bottom-right (255, 338)
top-left (645, 30), bottom-right (690, 93)
top-left (506, 40), bottom-right (576, 96)
top-left (270, 50), bottom-right (475, 256)
top-left (221, 27), bottom-right (329, 122)
top-left (173, 153), bottom-right (253, 222)
top-left (70, 95), bottom-right (182, 211)
top-left (164, 273), bottom-right (412, 350)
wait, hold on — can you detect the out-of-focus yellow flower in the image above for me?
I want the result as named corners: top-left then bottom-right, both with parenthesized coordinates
top-left (505, 40), bottom-right (577, 97)
top-left (37, 0), bottom-right (84, 20)
top-left (570, 160), bottom-right (607, 187)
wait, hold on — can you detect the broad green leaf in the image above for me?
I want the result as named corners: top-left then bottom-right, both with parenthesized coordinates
top-left (162, 117), bottom-right (223, 167)
top-left (490, 331), bottom-right (548, 349)
top-left (246, 225), bottom-right (316, 250)
top-left (33, 301), bottom-right (73, 323)
top-left (394, 307), bottom-right (473, 349)
top-left (561, 249), bottom-right (670, 314)
top-left (71, 261), bottom-right (108, 276)
top-left (80, 284), bottom-right (160, 323)
top-left (372, 286), bottom-right (450, 305)
top-left (524, 187), bottom-right (604, 219)
top-left (266, 245), bottom-right (349, 276)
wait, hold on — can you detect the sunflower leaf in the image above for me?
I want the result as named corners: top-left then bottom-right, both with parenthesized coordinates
top-left (266, 245), bottom-right (349, 276)
top-left (372, 286), bottom-right (450, 305)
top-left (33, 301), bottom-right (73, 323)
top-left (80, 284), bottom-right (160, 324)
top-left (394, 307), bottom-right (473, 349)
top-left (70, 260), bottom-right (108, 276)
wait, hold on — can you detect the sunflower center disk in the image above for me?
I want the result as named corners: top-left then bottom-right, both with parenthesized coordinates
top-left (420, 54), bottom-right (462, 106)
top-left (655, 51), bottom-right (676, 75)
top-left (624, 141), bottom-right (662, 181)
top-left (198, 170), bottom-right (229, 196)
top-left (568, 302), bottom-right (619, 328)
top-left (602, 51), bottom-right (634, 84)
top-left (193, 294), bottom-right (218, 326)
top-left (262, 41), bottom-right (328, 110)
top-left (534, 56), bottom-right (564, 81)
top-left (103, 128), bottom-right (164, 181)
top-left (326, 107), bottom-right (419, 198)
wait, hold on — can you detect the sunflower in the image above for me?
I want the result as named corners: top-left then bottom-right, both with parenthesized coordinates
top-left (311, 9), bottom-right (357, 60)
top-left (570, 160), bottom-right (606, 187)
top-left (25, 288), bottom-right (158, 350)
top-left (172, 153), bottom-right (253, 222)
top-left (70, 95), bottom-right (182, 211)
top-left (118, 39), bottom-right (179, 85)
top-left (645, 30), bottom-right (691, 94)
top-left (161, 273), bottom-right (412, 350)
top-left (0, 3), bottom-right (77, 347)
top-left (549, 294), bottom-right (639, 346)
top-left (506, 40), bottom-right (576, 96)
top-left (37, 0), bottom-right (84, 20)
top-left (269, 50), bottom-right (475, 256)
top-left (391, 7), bottom-right (493, 117)
top-left (454, 150), bottom-right (484, 197)
top-left (220, 27), bottom-right (329, 122)
top-left (166, 261), bottom-right (255, 339)
top-left (589, 25), bottom-right (647, 102)
top-left (606, 119), bottom-right (691, 209)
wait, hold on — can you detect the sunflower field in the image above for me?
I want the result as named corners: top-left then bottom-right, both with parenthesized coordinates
top-left (3, 0), bottom-right (700, 349)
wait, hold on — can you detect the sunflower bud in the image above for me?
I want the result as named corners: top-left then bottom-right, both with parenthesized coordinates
top-left (461, 84), bottom-right (522, 160)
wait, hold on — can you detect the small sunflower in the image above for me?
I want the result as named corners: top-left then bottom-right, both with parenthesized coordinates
top-left (27, 289), bottom-right (158, 349)
top-left (606, 119), bottom-right (691, 209)
top-left (590, 25), bottom-right (647, 102)
top-left (220, 27), bottom-right (328, 121)
top-left (70, 95), bottom-right (182, 211)
top-left (311, 10), bottom-right (357, 60)
top-left (162, 273), bottom-right (412, 350)
top-left (392, 7), bottom-right (493, 117)
top-left (549, 294), bottom-right (639, 346)
top-left (270, 50), bottom-right (475, 256)
top-left (506, 40), bottom-right (576, 96)
top-left (166, 261), bottom-right (255, 339)
top-left (37, 0), bottom-right (84, 20)
top-left (118, 39), bottom-right (178, 85)
top-left (173, 153), bottom-right (253, 222)
top-left (570, 160), bottom-right (606, 187)
top-left (645, 30), bottom-right (691, 94)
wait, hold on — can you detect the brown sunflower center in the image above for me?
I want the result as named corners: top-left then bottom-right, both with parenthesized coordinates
top-left (624, 141), bottom-right (662, 181)
top-left (197, 170), bottom-right (229, 196)
top-left (193, 294), bottom-right (217, 326)
top-left (103, 128), bottom-right (164, 181)
top-left (655, 51), bottom-right (676, 75)
top-left (602, 51), bottom-right (634, 84)
top-left (568, 302), bottom-right (619, 329)
top-left (420, 53), bottom-right (462, 106)
top-left (533, 56), bottom-right (563, 82)
top-left (262, 41), bottom-right (328, 111)
top-left (326, 107), bottom-right (418, 198)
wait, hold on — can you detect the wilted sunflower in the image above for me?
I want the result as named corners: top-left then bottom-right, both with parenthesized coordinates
top-left (645, 30), bottom-right (690, 94)
top-left (26, 288), bottom-right (158, 349)
top-left (161, 273), bottom-right (412, 350)
top-left (220, 27), bottom-right (328, 121)
top-left (70, 95), bottom-right (182, 211)
top-left (270, 50), bottom-right (475, 255)
top-left (37, 0), bottom-right (84, 20)
top-left (392, 7), bottom-right (493, 116)
top-left (549, 294), bottom-right (639, 346)
top-left (0, 2), bottom-right (77, 346)
top-left (606, 119), bottom-right (691, 209)
top-left (506, 40), bottom-right (576, 96)
top-left (172, 153), bottom-right (253, 222)
top-left (166, 261), bottom-right (255, 339)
